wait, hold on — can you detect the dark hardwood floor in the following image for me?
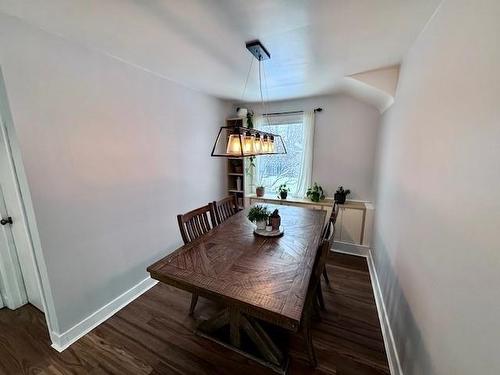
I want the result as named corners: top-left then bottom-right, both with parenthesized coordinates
top-left (0, 253), bottom-right (389, 375)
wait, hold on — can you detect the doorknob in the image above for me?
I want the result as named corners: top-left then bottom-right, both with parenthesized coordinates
top-left (0, 217), bottom-right (13, 225)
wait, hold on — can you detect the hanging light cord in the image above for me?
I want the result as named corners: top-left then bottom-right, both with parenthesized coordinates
top-left (261, 59), bottom-right (271, 126)
top-left (259, 59), bottom-right (271, 126)
top-left (258, 59), bottom-right (264, 112)
top-left (239, 56), bottom-right (254, 104)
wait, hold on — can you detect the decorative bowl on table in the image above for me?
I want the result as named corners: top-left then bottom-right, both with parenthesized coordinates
top-left (254, 226), bottom-right (284, 237)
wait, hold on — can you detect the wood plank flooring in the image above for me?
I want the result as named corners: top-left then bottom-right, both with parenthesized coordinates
top-left (0, 253), bottom-right (390, 375)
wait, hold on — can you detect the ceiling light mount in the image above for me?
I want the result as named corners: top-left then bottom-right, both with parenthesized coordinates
top-left (246, 40), bottom-right (271, 61)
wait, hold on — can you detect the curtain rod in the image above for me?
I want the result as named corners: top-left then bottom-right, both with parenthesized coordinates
top-left (262, 108), bottom-right (323, 116)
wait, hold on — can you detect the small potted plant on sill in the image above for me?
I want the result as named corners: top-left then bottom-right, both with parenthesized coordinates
top-left (256, 186), bottom-right (265, 197)
top-left (306, 182), bottom-right (326, 202)
top-left (334, 186), bottom-right (351, 204)
top-left (277, 184), bottom-right (290, 200)
top-left (269, 209), bottom-right (281, 231)
top-left (247, 205), bottom-right (269, 230)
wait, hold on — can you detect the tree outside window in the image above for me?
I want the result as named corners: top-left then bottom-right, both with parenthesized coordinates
top-left (256, 120), bottom-right (304, 197)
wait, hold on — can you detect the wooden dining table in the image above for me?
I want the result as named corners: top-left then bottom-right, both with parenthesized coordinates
top-left (147, 204), bottom-right (326, 373)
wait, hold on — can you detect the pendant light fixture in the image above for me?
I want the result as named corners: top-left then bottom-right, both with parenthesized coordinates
top-left (211, 40), bottom-right (287, 158)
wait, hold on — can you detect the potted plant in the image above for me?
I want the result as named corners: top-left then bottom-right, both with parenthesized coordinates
top-left (277, 184), bottom-right (290, 199)
top-left (306, 182), bottom-right (325, 202)
top-left (247, 205), bottom-right (269, 230)
top-left (334, 186), bottom-right (351, 204)
top-left (269, 209), bottom-right (281, 230)
top-left (236, 107), bottom-right (247, 118)
top-left (256, 186), bottom-right (265, 197)
top-left (246, 111), bottom-right (254, 128)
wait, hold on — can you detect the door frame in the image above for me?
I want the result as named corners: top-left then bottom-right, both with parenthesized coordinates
top-left (0, 66), bottom-right (60, 339)
top-left (0, 275), bottom-right (5, 308)
top-left (0, 176), bottom-right (28, 308)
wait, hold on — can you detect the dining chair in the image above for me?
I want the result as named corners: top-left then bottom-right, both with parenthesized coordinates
top-left (301, 235), bottom-right (334, 367)
top-left (177, 204), bottom-right (216, 315)
top-left (317, 220), bottom-right (335, 311)
top-left (322, 202), bottom-right (339, 286)
top-left (212, 195), bottom-right (239, 225)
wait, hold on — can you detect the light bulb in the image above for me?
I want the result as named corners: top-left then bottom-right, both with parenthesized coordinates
top-left (269, 135), bottom-right (275, 153)
top-left (254, 133), bottom-right (263, 154)
top-left (243, 131), bottom-right (255, 155)
top-left (226, 134), bottom-right (242, 155)
top-left (262, 135), bottom-right (269, 153)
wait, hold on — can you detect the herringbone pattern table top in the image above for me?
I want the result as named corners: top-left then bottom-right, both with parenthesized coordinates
top-left (148, 205), bottom-right (325, 330)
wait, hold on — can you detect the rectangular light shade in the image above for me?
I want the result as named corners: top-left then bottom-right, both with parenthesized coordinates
top-left (226, 134), bottom-right (243, 156)
top-left (211, 126), bottom-right (286, 158)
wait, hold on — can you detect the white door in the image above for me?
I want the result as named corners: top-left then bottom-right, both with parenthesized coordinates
top-left (0, 84), bottom-right (43, 311)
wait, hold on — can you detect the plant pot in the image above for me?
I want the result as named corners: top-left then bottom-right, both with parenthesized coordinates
top-left (269, 216), bottom-right (281, 231)
top-left (256, 186), bottom-right (265, 197)
top-left (334, 193), bottom-right (347, 204)
top-left (255, 220), bottom-right (267, 230)
top-left (279, 191), bottom-right (288, 200)
top-left (237, 107), bottom-right (248, 118)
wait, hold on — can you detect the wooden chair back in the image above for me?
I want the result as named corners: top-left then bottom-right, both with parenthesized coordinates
top-left (322, 217), bottom-right (335, 242)
top-left (307, 223), bottom-right (334, 302)
top-left (330, 202), bottom-right (340, 225)
top-left (301, 214), bottom-right (336, 367)
top-left (212, 195), bottom-right (239, 225)
top-left (177, 204), bottom-right (216, 244)
top-left (304, 239), bottom-right (330, 308)
top-left (316, 224), bottom-right (334, 277)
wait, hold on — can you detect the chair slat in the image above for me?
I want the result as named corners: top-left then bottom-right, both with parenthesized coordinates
top-left (203, 213), bottom-right (211, 232)
top-left (194, 216), bottom-right (203, 238)
top-left (187, 219), bottom-right (197, 242)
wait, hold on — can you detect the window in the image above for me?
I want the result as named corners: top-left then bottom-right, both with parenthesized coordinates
top-left (255, 112), bottom-right (313, 198)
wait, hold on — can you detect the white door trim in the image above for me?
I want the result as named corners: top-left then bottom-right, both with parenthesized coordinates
top-left (0, 181), bottom-right (28, 308)
top-left (0, 66), bottom-right (61, 338)
top-left (0, 281), bottom-right (4, 308)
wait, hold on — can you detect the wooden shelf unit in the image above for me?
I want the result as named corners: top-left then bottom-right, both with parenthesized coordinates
top-left (225, 117), bottom-right (247, 209)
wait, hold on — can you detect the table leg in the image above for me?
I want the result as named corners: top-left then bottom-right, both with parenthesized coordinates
top-left (196, 307), bottom-right (287, 373)
top-left (197, 308), bottom-right (229, 334)
top-left (247, 316), bottom-right (283, 364)
top-left (229, 307), bottom-right (241, 348)
top-left (240, 315), bottom-right (281, 366)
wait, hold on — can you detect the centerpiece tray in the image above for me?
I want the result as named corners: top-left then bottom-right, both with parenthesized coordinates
top-left (253, 227), bottom-right (284, 237)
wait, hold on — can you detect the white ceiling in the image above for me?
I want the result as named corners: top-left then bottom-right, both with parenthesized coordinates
top-left (0, 0), bottom-right (441, 104)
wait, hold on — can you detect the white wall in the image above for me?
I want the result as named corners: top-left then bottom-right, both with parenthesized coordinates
top-left (0, 13), bottom-right (228, 333)
top-left (373, 0), bottom-right (500, 374)
top-left (238, 94), bottom-right (381, 201)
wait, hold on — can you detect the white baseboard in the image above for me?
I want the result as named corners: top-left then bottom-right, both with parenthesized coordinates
top-left (366, 249), bottom-right (403, 375)
top-left (332, 240), bottom-right (370, 257)
top-left (51, 277), bottom-right (158, 352)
